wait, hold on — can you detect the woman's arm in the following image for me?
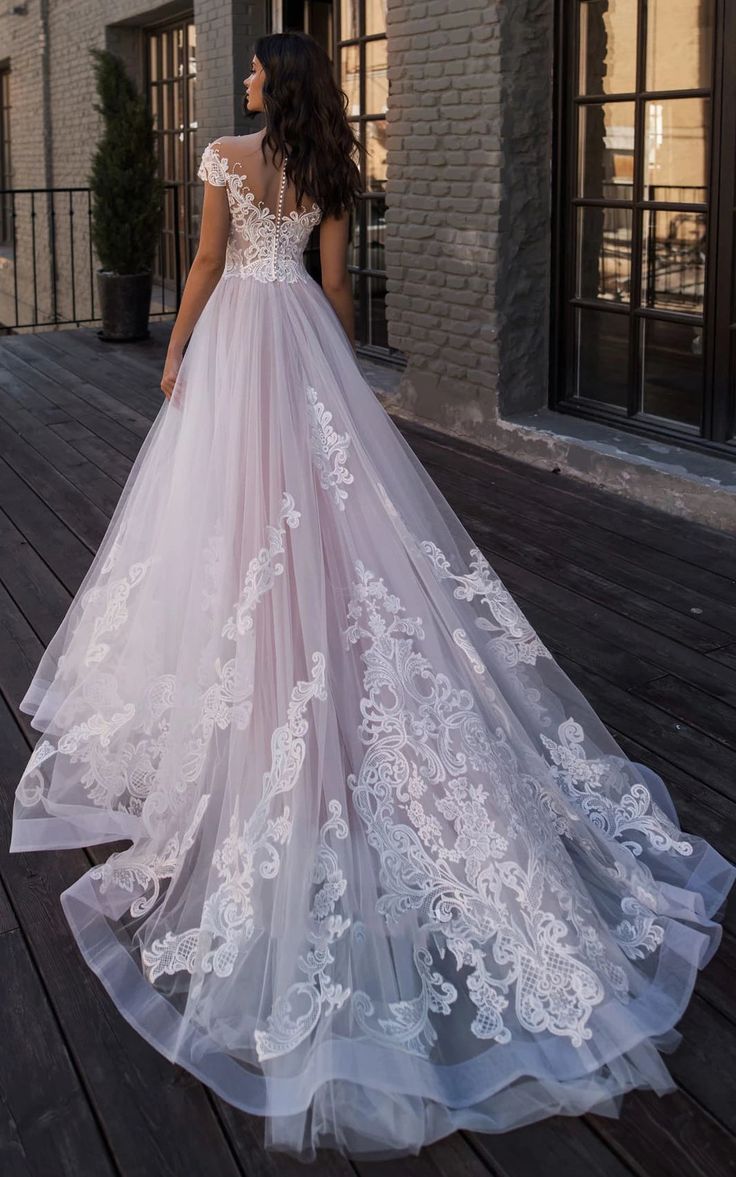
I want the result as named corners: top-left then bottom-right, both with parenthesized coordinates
top-left (161, 179), bottom-right (230, 397)
top-left (319, 208), bottom-right (355, 351)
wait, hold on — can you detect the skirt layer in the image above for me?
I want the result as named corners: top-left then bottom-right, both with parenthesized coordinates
top-left (10, 270), bottom-right (736, 1161)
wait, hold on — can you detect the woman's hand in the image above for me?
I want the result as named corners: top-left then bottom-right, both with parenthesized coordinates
top-left (161, 346), bottom-right (183, 401)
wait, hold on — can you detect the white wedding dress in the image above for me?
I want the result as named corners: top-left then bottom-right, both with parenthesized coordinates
top-left (9, 138), bottom-right (736, 1163)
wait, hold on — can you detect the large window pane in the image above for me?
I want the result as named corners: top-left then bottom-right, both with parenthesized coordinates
top-left (341, 44), bottom-right (360, 116)
top-left (366, 195), bottom-right (385, 271)
top-left (644, 98), bottom-right (709, 203)
top-left (640, 319), bottom-right (703, 425)
top-left (578, 101), bottom-right (635, 199)
top-left (341, 0), bottom-right (359, 40)
top-left (367, 276), bottom-right (388, 348)
top-left (646, 0), bottom-right (714, 93)
top-left (365, 38), bottom-right (387, 114)
top-left (578, 0), bottom-right (637, 96)
top-left (577, 206), bottom-right (633, 302)
top-left (365, 120), bottom-right (387, 191)
top-left (366, 0), bottom-right (386, 37)
top-left (575, 308), bottom-right (630, 406)
top-left (148, 20), bottom-right (197, 290)
top-left (641, 208), bottom-right (706, 313)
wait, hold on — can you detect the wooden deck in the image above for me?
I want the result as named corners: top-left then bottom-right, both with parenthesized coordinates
top-left (0, 322), bottom-right (735, 1177)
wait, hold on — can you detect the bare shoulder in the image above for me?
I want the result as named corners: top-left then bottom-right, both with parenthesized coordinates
top-left (210, 132), bottom-right (260, 149)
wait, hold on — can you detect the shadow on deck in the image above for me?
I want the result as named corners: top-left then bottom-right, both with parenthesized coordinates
top-left (0, 324), bottom-right (735, 1177)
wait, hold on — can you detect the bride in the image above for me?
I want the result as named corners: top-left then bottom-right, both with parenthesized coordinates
top-left (9, 30), bottom-right (736, 1164)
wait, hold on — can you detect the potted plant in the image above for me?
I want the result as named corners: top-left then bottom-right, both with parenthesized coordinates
top-left (88, 47), bottom-right (164, 342)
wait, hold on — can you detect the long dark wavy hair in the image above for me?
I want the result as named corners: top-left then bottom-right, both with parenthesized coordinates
top-left (243, 32), bottom-right (364, 219)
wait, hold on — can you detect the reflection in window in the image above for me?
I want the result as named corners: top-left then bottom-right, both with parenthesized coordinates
top-left (578, 102), bottom-right (635, 200)
top-left (146, 20), bottom-right (198, 286)
top-left (646, 0), bottom-right (714, 92)
top-left (339, 0), bottom-right (392, 353)
top-left (578, 0), bottom-right (637, 96)
top-left (575, 307), bottom-right (630, 408)
top-left (559, 0), bottom-right (722, 439)
top-left (644, 98), bottom-right (709, 203)
top-left (640, 318), bottom-right (703, 426)
top-left (642, 208), bottom-right (706, 314)
top-left (576, 206), bottom-right (633, 302)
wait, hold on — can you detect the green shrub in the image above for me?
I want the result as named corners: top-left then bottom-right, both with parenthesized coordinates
top-left (89, 47), bottom-right (164, 275)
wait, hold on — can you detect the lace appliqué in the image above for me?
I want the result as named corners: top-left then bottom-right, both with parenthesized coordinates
top-left (197, 141), bottom-right (322, 285)
top-left (90, 795), bottom-right (211, 918)
top-left (140, 651), bottom-right (327, 982)
top-left (82, 558), bottom-right (155, 666)
top-left (254, 799), bottom-right (352, 1060)
top-left (452, 628), bottom-right (485, 674)
top-left (305, 385), bottom-right (354, 510)
top-left (540, 717), bottom-right (694, 862)
top-left (19, 491), bottom-right (303, 942)
top-left (342, 558), bottom-right (608, 1054)
top-left (421, 542), bottom-right (552, 668)
top-left (197, 143), bottom-right (228, 186)
top-left (222, 492), bottom-right (301, 638)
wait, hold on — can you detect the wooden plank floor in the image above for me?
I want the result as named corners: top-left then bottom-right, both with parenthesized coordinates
top-left (1, 323), bottom-right (735, 1177)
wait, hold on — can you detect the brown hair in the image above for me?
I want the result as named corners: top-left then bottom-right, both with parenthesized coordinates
top-left (247, 31), bottom-right (365, 219)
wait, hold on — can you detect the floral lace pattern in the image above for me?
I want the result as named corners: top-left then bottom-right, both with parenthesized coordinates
top-left (83, 492), bottom-right (302, 914)
top-left (197, 141), bottom-right (322, 285)
top-left (140, 651), bottom-right (328, 982)
top-left (222, 492), bottom-right (301, 638)
top-left (254, 798), bottom-right (352, 1060)
top-left (421, 542), bottom-right (552, 668)
top-left (341, 558), bottom-right (621, 1054)
top-left (539, 717), bottom-right (694, 861)
top-left (305, 384), bottom-right (354, 509)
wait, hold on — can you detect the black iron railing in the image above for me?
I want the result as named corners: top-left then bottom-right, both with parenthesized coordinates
top-left (0, 182), bottom-right (183, 331)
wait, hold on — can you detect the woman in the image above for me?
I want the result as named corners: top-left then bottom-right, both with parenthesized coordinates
top-left (10, 30), bottom-right (735, 1164)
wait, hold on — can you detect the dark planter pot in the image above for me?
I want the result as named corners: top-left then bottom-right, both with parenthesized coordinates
top-left (96, 270), bottom-right (153, 342)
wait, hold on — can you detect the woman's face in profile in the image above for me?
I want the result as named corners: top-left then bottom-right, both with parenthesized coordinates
top-left (243, 54), bottom-right (265, 112)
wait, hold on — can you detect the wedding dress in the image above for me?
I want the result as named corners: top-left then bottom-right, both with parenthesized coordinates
top-left (9, 137), bottom-right (736, 1164)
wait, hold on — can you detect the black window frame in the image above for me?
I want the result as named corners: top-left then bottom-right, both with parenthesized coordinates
top-left (0, 65), bottom-right (11, 247)
top-left (144, 15), bottom-right (198, 292)
top-left (550, 0), bottom-right (736, 458)
top-left (333, 0), bottom-right (401, 361)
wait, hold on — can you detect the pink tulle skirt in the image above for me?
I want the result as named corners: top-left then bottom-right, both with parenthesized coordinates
top-left (10, 268), bottom-right (736, 1161)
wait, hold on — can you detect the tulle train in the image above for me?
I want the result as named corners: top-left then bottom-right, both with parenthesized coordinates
top-left (10, 268), bottom-right (736, 1161)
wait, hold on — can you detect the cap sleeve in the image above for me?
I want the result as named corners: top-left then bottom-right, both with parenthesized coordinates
top-left (197, 141), bottom-right (227, 187)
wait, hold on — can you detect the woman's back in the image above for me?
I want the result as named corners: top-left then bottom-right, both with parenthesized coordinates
top-left (197, 131), bottom-right (323, 285)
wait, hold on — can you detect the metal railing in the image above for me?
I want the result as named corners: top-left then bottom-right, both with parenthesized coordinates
top-left (0, 182), bottom-right (184, 331)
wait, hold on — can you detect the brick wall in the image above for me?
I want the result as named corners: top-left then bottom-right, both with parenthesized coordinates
top-left (1, 0), bottom-right (555, 443)
top-left (384, 0), bottom-right (554, 436)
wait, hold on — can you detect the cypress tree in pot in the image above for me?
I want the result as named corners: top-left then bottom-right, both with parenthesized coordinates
top-left (89, 48), bottom-right (165, 341)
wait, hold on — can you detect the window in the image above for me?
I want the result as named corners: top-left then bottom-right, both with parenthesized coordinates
top-left (337, 0), bottom-right (392, 356)
top-left (0, 66), bottom-right (11, 247)
top-left (552, 0), bottom-right (736, 453)
top-left (280, 0), bottom-right (397, 358)
top-left (145, 18), bottom-right (198, 289)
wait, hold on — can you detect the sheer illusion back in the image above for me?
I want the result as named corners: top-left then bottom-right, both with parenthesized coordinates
top-left (197, 134), bottom-right (323, 284)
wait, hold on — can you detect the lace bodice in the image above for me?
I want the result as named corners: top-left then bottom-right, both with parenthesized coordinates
top-left (197, 140), bottom-right (323, 284)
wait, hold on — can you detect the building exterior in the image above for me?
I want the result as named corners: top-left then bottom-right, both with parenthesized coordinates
top-left (1, 1), bottom-right (734, 528)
